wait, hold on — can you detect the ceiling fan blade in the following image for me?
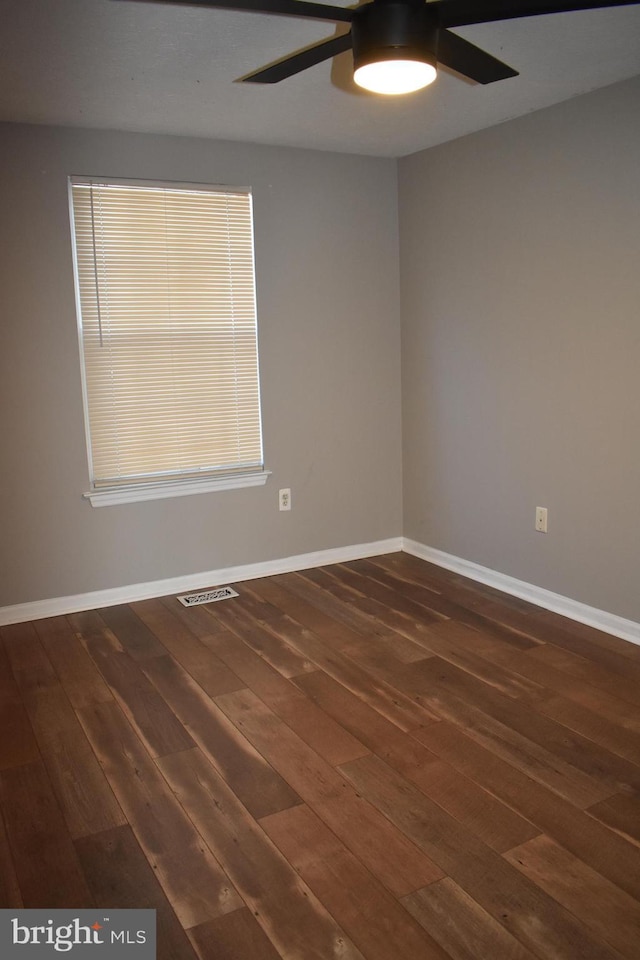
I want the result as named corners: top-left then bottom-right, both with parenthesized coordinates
top-left (436, 0), bottom-right (640, 29)
top-left (115, 0), bottom-right (353, 23)
top-left (437, 29), bottom-right (518, 83)
top-left (242, 32), bottom-right (353, 82)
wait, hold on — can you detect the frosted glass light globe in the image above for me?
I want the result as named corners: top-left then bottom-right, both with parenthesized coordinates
top-left (354, 59), bottom-right (437, 95)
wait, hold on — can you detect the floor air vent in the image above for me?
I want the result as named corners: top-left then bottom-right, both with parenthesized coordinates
top-left (177, 586), bottom-right (239, 607)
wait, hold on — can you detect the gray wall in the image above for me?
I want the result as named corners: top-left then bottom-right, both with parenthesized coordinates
top-left (400, 77), bottom-right (640, 622)
top-left (0, 123), bottom-right (402, 605)
top-left (3, 78), bottom-right (639, 624)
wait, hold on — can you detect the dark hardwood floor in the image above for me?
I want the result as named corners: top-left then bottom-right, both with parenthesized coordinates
top-left (1, 552), bottom-right (639, 959)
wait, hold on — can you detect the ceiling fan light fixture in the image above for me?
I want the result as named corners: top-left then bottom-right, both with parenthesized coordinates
top-left (351, 1), bottom-right (439, 97)
top-left (354, 57), bottom-right (436, 95)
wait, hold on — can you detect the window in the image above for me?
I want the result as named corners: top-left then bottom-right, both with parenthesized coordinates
top-left (69, 177), bottom-right (267, 506)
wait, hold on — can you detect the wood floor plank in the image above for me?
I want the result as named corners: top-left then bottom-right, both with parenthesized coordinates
top-left (534, 608), bottom-right (640, 662)
top-left (294, 669), bottom-right (428, 752)
top-left (35, 615), bottom-right (113, 708)
top-left (504, 834), bottom-right (640, 959)
top-left (0, 617), bottom-right (41, 779)
top-left (321, 634), bottom-right (429, 686)
top-left (423, 619), bottom-right (541, 666)
top-left (280, 571), bottom-right (429, 663)
top-left (371, 561), bottom-right (551, 645)
top-left (188, 908), bottom-right (283, 960)
top-left (96, 650), bottom-right (196, 758)
top-left (159, 594), bottom-right (233, 641)
top-left (312, 792), bottom-right (445, 897)
top-left (410, 657), bottom-right (640, 796)
top-left (339, 753), bottom-right (621, 960)
top-left (373, 555), bottom-right (540, 618)
top-left (453, 582), bottom-right (540, 616)
top-left (461, 598), bottom-right (562, 643)
top-left (0, 806), bottom-right (23, 907)
top-left (337, 560), bottom-right (537, 651)
top-left (328, 562), bottom-right (451, 625)
top-left (423, 566), bottom-right (640, 664)
top-left (205, 595), bottom-right (316, 679)
top-left (243, 591), bottom-right (436, 730)
top-left (402, 877), bottom-right (538, 960)
top-left (339, 590), bottom-right (448, 650)
top-left (587, 792), bottom-right (640, 846)
top-left (0, 760), bottom-right (93, 907)
top-left (131, 599), bottom-right (246, 698)
top-left (433, 580), bottom-right (551, 630)
top-left (429, 621), bottom-right (640, 734)
top-left (371, 553), bottom-right (492, 601)
top-left (214, 687), bottom-right (443, 896)
top-left (141, 654), bottom-right (302, 819)
top-left (97, 604), bottom-right (168, 661)
top-left (77, 700), bottom-right (242, 928)
top-left (262, 567), bottom-right (444, 665)
top-left (410, 758), bottom-right (541, 854)
top-left (526, 644), bottom-right (640, 708)
top-left (290, 566), bottom-right (367, 604)
top-left (391, 629), bottom-right (547, 703)
top-left (0, 697), bottom-right (40, 771)
top-left (375, 728), bottom-right (540, 853)
top-left (356, 580), bottom-right (538, 657)
top-left (0, 637), bottom-right (24, 703)
top-left (157, 747), bottom-right (366, 960)
top-left (205, 630), bottom-right (369, 766)
top-left (213, 687), bottom-right (351, 803)
top-left (227, 584), bottom-right (285, 624)
top-left (260, 803), bottom-right (450, 960)
top-left (73, 611), bottom-right (196, 758)
top-left (416, 720), bottom-right (640, 902)
top-left (415, 613), bottom-right (545, 677)
top-left (372, 554), bottom-right (537, 617)
top-left (1, 621), bottom-right (58, 695)
top-left (536, 693), bottom-right (640, 765)
top-left (24, 685), bottom-right (126, 838)
top-left (253, 574), bottom-right (378, 654)
top-left (521, 615), bottom-right (640, 678)
top-left (75, 825), bottom-right (198, 960)
top-left (393, 659), bottom-right (613, 808)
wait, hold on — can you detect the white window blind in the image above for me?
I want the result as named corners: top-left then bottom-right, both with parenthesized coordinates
top-left (69, 177), bottom-right (264, 500)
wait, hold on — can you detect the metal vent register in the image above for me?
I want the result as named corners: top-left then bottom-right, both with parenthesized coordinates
top-left (177, 586), bottom-right (239, 607)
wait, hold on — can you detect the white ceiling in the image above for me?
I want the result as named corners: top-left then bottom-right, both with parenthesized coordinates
top-left (1, 0), bottom-right (639, 157)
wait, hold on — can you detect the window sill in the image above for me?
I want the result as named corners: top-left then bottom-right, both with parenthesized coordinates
top-left (83, 469), bottom-right (271, 507)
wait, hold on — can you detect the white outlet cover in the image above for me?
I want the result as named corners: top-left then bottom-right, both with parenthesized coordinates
top-left (279, 488), bottom-right (291, 510)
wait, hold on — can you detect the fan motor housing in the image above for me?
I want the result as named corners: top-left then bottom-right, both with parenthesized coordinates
top-left (352, 0), bottom-right (439, 68)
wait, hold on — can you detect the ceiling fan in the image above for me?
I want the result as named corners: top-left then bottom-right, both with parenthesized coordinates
top-left (120, 0), bottom-right (640, 95)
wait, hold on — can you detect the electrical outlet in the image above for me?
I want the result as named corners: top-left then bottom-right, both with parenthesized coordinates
top-left (279, 488), bottom-right (291, 511)
top-left (535, 506), bottom-right (548, 533)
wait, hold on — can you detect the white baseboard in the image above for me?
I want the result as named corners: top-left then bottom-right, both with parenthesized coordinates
top-left (403, 538), bottom-right (640, 647)
top-left (0, 537), bottom-right (403, 627)
top-left (3, 535), bottom-right (638, 647)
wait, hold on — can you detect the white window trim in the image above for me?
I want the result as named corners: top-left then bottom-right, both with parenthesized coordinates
top-left (84, 468), bottom-right (271, 507)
